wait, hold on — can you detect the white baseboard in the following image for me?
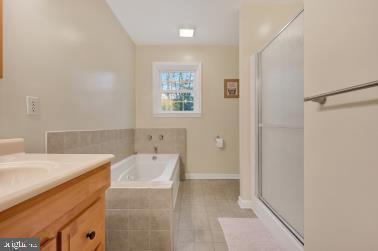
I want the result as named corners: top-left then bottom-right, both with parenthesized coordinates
top-left (238, 197), bottom-right (304, 251)
top-left (238, 196), bottom-right (255, 209)
top-left (185, 173), bottom-right (240, 180)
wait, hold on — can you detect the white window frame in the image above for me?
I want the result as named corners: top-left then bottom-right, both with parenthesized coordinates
top-left (152, 62), bottom-right (202, 117)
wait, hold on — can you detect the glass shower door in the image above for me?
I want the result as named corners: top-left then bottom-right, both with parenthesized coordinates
top-left (257, 11), bottom-right (304, 242)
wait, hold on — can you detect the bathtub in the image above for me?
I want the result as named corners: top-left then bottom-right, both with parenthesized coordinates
top-left (105, 154), bottom-right (180, 250)
top-left (111, 154), bottom-right (180, 183)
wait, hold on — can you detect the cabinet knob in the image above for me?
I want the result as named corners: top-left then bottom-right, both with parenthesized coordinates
top-left (86, 231), bottom-right (96, 240)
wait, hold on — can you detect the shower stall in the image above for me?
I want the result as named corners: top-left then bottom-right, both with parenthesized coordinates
top-left (255, 11), bottom-right (304, 243)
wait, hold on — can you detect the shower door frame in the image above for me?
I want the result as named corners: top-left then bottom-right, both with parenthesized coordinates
top-left (255, 10), bottom-right (304, 244)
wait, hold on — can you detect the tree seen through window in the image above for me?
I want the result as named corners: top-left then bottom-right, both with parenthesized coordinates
top-left (160, 71), bottom-right (195, 112)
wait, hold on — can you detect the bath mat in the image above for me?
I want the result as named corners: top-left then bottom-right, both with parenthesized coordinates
top-left (218, 218), bottom-right (282, 251)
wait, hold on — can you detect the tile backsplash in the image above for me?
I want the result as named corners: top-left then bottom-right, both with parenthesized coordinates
top-left (135, 128), bottom-right (187, 178)
top-left (46, 129), bottom-right (134, 163)
top-left (46, 128), bottom-right (186, 168)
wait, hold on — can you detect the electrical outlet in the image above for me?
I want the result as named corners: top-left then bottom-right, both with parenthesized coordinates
top-left (26, 96), bottom-right (40, 115)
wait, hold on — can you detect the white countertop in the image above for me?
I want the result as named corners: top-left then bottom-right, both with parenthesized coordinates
top-left (0, 153), bottom-right (113, 213)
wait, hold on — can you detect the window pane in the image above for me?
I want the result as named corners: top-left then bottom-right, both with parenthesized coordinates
top-left (160, 71), bottom-right (195, 92)
top-left (160, 93), bottom-right (194, 112)
top-left (161, 72), bottom-right (169, 91)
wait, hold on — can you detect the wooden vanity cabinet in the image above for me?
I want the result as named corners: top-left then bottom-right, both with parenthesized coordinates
top-left (0, 163), bottom-right (111, 251)
top-left (59, 198), bottom-right (105, 251)
top-left (41, 238), bottom-right (57, 251)
top-left (0, 0), bottom-right (3, 78)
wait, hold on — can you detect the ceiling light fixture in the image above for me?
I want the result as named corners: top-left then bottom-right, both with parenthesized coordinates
top-left (179, 28), bottom-right (195, 38)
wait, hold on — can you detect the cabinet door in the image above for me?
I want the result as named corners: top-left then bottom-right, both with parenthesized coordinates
top-left (59, 198), bottom-right (105, 251)
top-left (41, 238), bottom-right (57, 251)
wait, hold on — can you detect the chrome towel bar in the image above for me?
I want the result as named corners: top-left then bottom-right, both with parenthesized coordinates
top-left (304, 80), bottom-right (378, 104)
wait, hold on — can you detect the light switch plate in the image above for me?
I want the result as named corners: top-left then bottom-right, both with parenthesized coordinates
top-left (26, 96), bottom-right (40, 115)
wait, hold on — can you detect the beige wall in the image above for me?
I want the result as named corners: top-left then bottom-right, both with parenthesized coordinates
top-left (0, 0), bottom-right (136, 152)
top-left (239, 3), bottom-right (303, 200)
top-left (135, 45), bottom-right (239, 175)
top-left (305, 0), bottom-right (378, 250)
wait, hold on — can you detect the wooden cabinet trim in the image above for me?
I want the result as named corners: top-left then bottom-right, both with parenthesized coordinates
top-left (0, 163), bottom-right (110, 244)
top-left (59, 198), bottom-right (105, 251)
top-left (40, 237), bottom-right (57, 251)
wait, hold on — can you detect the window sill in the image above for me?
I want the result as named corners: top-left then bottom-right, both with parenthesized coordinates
top-left (153, 112), bottom-right (202, 118)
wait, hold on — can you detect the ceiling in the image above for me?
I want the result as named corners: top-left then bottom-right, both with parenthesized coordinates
top-left (106, 0), bottom-right (299, 45)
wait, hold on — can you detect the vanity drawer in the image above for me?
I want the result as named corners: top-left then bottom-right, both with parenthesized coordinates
top-left (59, 198), bottom-right (105, 251)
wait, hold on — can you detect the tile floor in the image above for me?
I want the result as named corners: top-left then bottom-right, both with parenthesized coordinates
top-left (173, 180), bottom-right (256, 251)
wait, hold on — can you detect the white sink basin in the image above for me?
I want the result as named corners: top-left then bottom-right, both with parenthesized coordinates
top-left (0, 153), bottom-right (113, 213)
top-left (0, 161), bottom-right (57, 187)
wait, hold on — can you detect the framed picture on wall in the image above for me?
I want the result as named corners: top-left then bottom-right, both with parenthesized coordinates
top-left (224, 79), bottom-right (239, 98)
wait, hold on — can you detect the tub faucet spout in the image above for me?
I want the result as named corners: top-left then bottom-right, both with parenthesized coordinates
top-left (152, 147), bottom-right (158, 160)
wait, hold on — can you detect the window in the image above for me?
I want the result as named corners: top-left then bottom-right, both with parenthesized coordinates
top-left (153, 62), bottom-right (201, 117)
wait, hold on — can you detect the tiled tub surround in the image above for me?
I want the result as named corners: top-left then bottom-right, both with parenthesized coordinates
top-left (106, 154), bottom-right (180, 251)
top-left (46, 128), bottom-right (186, 168)
top-left (46, 129), bottom-right (134, 163)
top-left (45, 128), bottom-right (187, 250)
top-left (106, 188), bottom-right (174, 251)
top-left (135, 128), bottom-right (186, 178)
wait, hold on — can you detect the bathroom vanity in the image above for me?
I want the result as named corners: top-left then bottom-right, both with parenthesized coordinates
top-left (0, 143), bottom-right (113, 251)
top-left (0, 0), bottom-right (3, 78)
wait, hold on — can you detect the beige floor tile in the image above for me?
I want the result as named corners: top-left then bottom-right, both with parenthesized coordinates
top-left (178, 229), bottom-right (195, 242)
top-left (182, 207), bottom-right (207, 215)
top-left (232, 208), bottom-right (256, 218)
top-left (192, 213), bottom-right (210, 229)
top-left (194, 242), bottom-right (214, 251)
top-left (106, 230), bottom-right (128, 251)
top-left (207, 216), bottom-right (222, 232)
top-left (176, 242), bottom-right (195, 251)
top-left (194, 229), bottom-right (213, 242)
top-left (211, 231), bottom-right (226, 243)
top-left (205, 207), bottom-right (222, 216)
top-left (214, 242), bottom-right (228, 251)
top-left (128, 230), bottom-right (149, 250)
top-left (179, 215), bottom-right (195, 230)
top-left (174, 180), bottom-right (257, 251)
top-left (150, 230), bottom-right (171, 250)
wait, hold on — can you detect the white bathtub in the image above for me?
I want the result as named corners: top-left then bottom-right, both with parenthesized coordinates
top-left (112, 154), bottom-right (179, 183)
top-left (110, 154), bottom-right (180, 204)
top-left (106, 154), bottom-right (180, 250)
